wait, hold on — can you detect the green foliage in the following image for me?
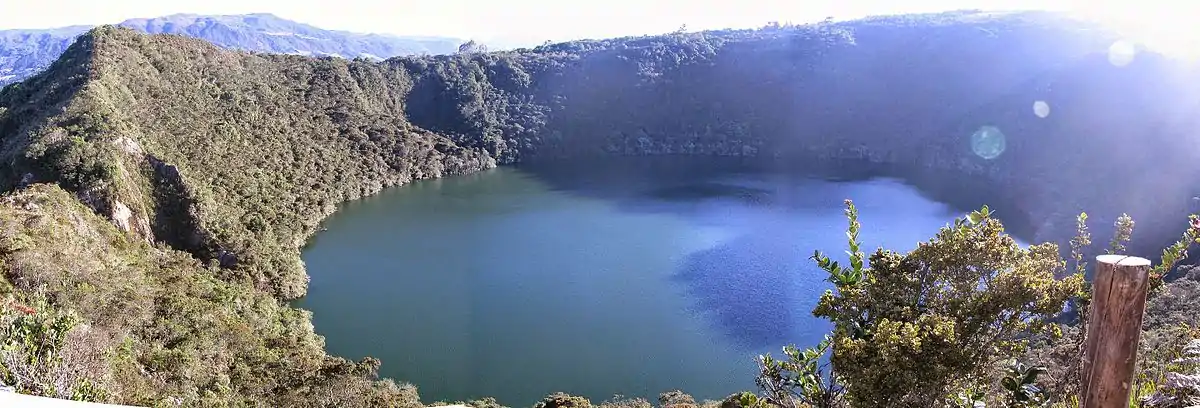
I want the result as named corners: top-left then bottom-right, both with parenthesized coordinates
top-left (531, 392), bottom-right (728, 408)
top-left (0, 185), bottom-right (420, 407)
top-left (2, 302), bottom-right (75, 371)
top-left (754, 201), bottom-right (866, 408)
top-left (949, 389), bottom-right (986, 408)
top-left (2, 12), bottom-right (1199, 408)
top-left (0, 27), bottom-right (496, 300)
top-left (465, 397), bottom-right (510, 408)
top-left (1069, 212), bottom-right (1091, 276)
top-left (597, 396), bottom-right (654, 408)
top-left (1136, 325), bottom-right (1200, 406)
top-left (1146, 266), bottom-right (1200, 330)
top-left (659, 390), bottom-right (698, 408)
top-left (1000, 361), bottom-right (1048, 407)
top-left (535, 393), bottom-right (595, 408)
top-left (811, 200), bottom-right (866, 288)
top-left (431, 396), bottom-right (513, 408)
top-left (757, 206), bottom-right (1200, 408)
top-left (762, 202), bottom-right (1082, 407)
top-left (1150, 215), bottom-right (1200, 293)
top-left (1020, 213), bottom-right (1200, 406)
top-left (755, 337), bottom-right (843, 408)
top-left (1107, 213), bottom-right (1134, 255)
top-left (730, 392), bottom-right (765, 408)
top-left (0, 297), bottom-right (108, 401)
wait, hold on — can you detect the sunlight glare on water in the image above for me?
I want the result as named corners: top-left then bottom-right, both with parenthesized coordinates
top-left (970, 126), bottom-right (1006, 160)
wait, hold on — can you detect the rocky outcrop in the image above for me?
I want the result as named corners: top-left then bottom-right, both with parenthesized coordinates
top-left (109, 200), bottom-right (150, 236)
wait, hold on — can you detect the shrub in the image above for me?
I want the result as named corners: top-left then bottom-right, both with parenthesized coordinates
top-left (0, 297), bottom-right (110, 401)
top-left (659, 390), bottom-right (697, 408)
top-left (0, 185), bottom-right (419, 407)
top-left (756, 201), bottom-right (1083, 407)
top-left (598, 395), bottom-right (653, 408)
top-left (535, 393), bottom-right (594, 408)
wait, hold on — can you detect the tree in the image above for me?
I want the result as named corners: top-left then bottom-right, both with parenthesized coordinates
top-left (756, 201), bottom-right (1084, 407)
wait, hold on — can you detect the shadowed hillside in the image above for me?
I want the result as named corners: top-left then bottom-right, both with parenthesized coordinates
top-left (1, 10), bottom-right (1199, 406)
top-left (396, 10), bottom-right (1200, 259)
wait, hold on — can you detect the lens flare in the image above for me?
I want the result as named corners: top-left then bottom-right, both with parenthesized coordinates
top-left (1071, 4), bottom-right (1200, 62)
top-left (971, 126), bottom-right (1007, 160)
top-left (1108, 40), bottom-right (1137, 67)
top-left (1033, 101), bottom-right (1050, 118)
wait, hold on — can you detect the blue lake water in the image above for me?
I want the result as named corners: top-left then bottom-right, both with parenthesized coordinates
top-left (295, 158), bottom-right (982, 405)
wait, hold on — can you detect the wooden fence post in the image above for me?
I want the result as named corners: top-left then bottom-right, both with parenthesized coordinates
top-left (1081, 254), bottom-right (1152, 408)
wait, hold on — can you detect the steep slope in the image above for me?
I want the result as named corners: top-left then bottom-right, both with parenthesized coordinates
top-left (0, 25), bottom-right (492, 406)
top-left (0, 26), bottom-right (494, 299)
top-left (0, 13), bottom-right (462, 87)
top-left (2, 10), bottom-right (1200, 407)
top-left (0, 185), bottom-right (420, 406)
top-left (397, 10), bottom-right (1200, 257)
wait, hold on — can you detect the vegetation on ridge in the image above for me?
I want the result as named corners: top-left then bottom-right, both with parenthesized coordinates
top-left (0, 26), bottom-right (494, 299)
top-left (0, 13), bottom-right (463, 87)
top-left (394, 9), bottom-right (1200, 253)
top-left (0, 25), bottom-right (491, 407)
top-left (0, 9), bottom-right (1199, 408)
top-left (0, 185), bottom-right (419, 406)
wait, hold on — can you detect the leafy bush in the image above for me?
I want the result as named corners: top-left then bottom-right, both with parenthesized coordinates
top-left (1142, 335), bottom-right (1200, 407)
top-left (756, 201), bottom-right (1083, 407)
top-left (0, 298), bottom-right (108, 401)
top-left (535, 392), bottom-right (595, 408)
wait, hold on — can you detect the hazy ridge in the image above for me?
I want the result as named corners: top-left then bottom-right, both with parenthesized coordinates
top-left (0, 13), bottom-right (462, 87)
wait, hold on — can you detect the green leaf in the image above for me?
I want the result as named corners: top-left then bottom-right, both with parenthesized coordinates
top-left (1001, 377), bottom-right (1017, 391)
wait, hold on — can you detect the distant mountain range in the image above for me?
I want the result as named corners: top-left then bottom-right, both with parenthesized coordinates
top-left (0, 13), bottom-right (463, 86)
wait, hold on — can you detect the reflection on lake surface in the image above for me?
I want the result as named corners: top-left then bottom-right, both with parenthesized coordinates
top-left (296, 158), bottom-right (991, 405)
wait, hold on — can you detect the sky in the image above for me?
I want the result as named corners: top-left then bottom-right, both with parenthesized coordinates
top-left (0, 0), bottom-right (1189, 48)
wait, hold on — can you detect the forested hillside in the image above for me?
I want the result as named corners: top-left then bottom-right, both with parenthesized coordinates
top-left (0, 10), bottom-right (1198, 406)
top-left (395, 10), bottom-right (1200, 257)
top-left (0, 25), bottom-right (492, 406)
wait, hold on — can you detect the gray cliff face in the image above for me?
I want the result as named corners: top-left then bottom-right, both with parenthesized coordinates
top-left (0, 13), bottom-right (462, 87)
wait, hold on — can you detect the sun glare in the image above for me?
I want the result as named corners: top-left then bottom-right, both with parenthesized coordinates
top-left (1072, 4), bottom-right (1200, 61)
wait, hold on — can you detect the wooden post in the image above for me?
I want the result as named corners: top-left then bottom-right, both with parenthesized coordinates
top-left (1081, 254), bottom-right (1152, 408)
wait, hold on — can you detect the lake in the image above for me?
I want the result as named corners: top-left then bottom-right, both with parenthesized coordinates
top-left (295, 158), bottom-right (996, 406)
